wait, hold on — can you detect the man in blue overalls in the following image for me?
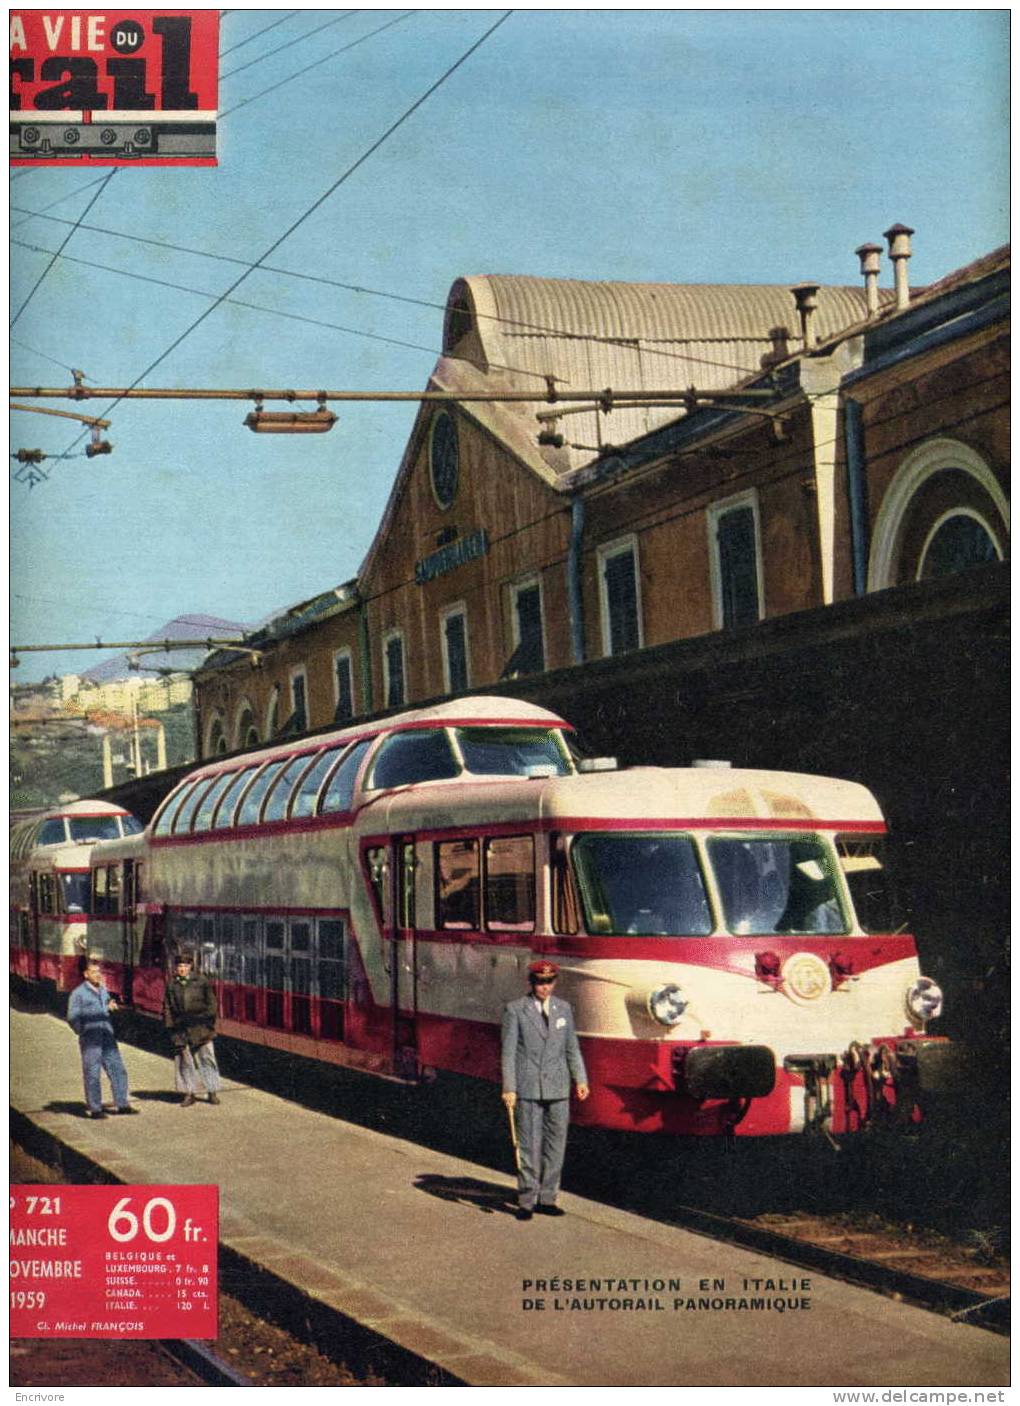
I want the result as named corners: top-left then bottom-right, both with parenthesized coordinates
top-left (66, 959), bottom-right (138, 1119)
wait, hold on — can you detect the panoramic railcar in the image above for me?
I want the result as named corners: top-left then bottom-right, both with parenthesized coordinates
top-left (9, 799), bottom-right (144, 991)
top-left (75, 697), bottom-right (949, 1136)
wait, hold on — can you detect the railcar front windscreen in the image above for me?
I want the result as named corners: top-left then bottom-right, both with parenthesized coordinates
top-left (707, 836), bottom-right (847, 935)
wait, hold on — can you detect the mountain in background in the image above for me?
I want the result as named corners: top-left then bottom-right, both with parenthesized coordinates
top-left (81, 613), bottom-right (249, 682)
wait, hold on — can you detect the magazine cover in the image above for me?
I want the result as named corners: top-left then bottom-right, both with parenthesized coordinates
top-left (9, 7), bottom-right (1010, 1398)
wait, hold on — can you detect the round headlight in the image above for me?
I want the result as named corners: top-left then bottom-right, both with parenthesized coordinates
top-left (906, 976), bottom-right (944, 1023)
top-left (648, 983), bottom-right (688, 1027)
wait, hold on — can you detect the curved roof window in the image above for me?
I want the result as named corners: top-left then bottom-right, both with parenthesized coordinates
top-left (454, 726), bottom-right (573, 777)
top-left (367, 729), bottom-right (459, 791)
top-left (236, 760), bottom-right (287, 827)
top-left (320, 739), bottom-right (372, 814)
top-left (211, 765), bottom-right (259, 829)
top-left (173, 777), bottom-right (218, 834)
top-left (290, 746), bottom-right (345, 819)
top-left (192, 771), bottom-right (240, 833)
top-left (262, 753), bottom-right (317, 824)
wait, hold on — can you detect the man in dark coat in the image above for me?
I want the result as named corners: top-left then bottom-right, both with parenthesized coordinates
top-left (163, 950), bottom-right (221, 1107)
top-left (501, 960), bottom-right (588, 1220)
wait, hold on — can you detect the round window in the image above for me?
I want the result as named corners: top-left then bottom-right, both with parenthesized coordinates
top-left (429, 411), bottom-right (459, 509)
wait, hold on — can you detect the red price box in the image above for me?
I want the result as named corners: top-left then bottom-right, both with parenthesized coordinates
top-left (10, 1184), bottom-right (218, 1339)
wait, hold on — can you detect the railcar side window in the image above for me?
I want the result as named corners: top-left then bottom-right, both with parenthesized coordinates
top-left (173, 778), bottom-right (218, 834)
top-left (192, 772), bottom-right (238, 832)
top-left (37, 819), bottom-right (67, 845)
top-left (484, 835), bottom-right (535, 931)
top-left (290, 747), bottom-right (343, 818)
top-left (454, 727), bottom-right (573, 777)
top-left (571, 834), bottom-right (713, 936)
top-left (320, 739), bottom-right (371, 814)
top-left (837, 835), bottom-right (904, 933)
top-left (436, 839), bottom-right (480, 929)
top-left (262, 754), bottom-right (316, 824)
top-left (236, 761), bottom-right (287, 827)
top-left (366, 730), bottom-right (459, 790)
top-left (551, 836), bottom-right (581, 935)
top-left (708, 836), bottom-right (847, 935)
top-left (211, 766), bottom-right (258, 829)
top-left (59, 872), bottom-right (90, 913)
top-left (38, 873), bottom-right (57, 914)
top-left (121, 816), bottom-right (144, 836)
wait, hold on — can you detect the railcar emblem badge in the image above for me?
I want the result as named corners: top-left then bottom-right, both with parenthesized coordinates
top-left (781, 952), bottom-right (831, 1003)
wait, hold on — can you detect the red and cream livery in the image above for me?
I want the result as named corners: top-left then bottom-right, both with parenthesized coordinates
top-left (9, 799), bottom-right (144, 991)
top-left (73, 697), bottom-right (949, 1136)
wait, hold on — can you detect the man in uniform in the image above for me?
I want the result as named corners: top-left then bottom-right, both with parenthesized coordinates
top-left (163, 950), bottom-right (221, 1107)
top-left (501, 960), bottom-right (588, 1220)
top-left (67, 959), bottom-right (138, 1118)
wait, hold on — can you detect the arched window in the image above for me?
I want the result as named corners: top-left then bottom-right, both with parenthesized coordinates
top-left (918, 510), bottom-right (1002, 580)
top-left (205, 712), bottom-right (227, 757)
top-left (234, 699), bottom-right (260, 750)
top-left (868, 438), bottom-right (1008, 590)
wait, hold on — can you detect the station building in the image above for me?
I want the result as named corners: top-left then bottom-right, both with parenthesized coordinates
top-left (192, 230), bottom-right (1008, 761)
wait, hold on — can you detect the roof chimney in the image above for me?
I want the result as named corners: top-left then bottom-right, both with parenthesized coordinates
top-left (855, 242), bottom-right (883, 317)
top-left (791, 283), bottom-right (820, 350)
top-left (883, 223), bottom-right (914, 311)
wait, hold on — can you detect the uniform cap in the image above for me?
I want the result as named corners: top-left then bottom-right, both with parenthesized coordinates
top-left (528, 960), bottom-right (559, 982)
top-left (176, 950), bottom-right (195, 963)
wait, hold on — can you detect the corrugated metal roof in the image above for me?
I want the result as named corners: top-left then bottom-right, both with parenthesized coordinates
top-left (444, 275), bottom-right (891, 474)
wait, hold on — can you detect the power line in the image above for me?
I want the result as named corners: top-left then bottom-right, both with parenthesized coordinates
top-left (221, 10), bottom-right (356, 81)
top-left (10, 335), bottom-right (92, 379)
top-left (5, 234), bottom-right (557, 382)
top-left (220, 10), bottom-right (300, 58)
top-left (10, 171), bottom-right (119, 330)
top-left (10, 171), bottom-right (115, 233)
top-left (51, 11), bottom-right (514, 462)
top-left (219, 11), bottom-right (414, 120)
top-left (10, 203), bottom-right (760, 381)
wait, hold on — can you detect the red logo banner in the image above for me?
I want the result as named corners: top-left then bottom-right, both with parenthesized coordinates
top-left (10, 9), bottom-right (219, 165)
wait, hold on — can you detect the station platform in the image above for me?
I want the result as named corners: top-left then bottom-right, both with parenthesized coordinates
top-left (10, 1005), bottom-right (1010, 1388)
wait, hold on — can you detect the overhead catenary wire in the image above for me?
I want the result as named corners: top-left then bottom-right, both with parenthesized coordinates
top-left (10, 170), bottom-right (119, 330)
top-left (220, 10), bottom-right (300, 59)
top-left (45, 11), bottom-right (514, 466)
top-left (218, 11), bottom-right (415, 120)
top-left (220, 10), bottom-right (357, 81)
top-left (9, 209), bottom-right (764, 381)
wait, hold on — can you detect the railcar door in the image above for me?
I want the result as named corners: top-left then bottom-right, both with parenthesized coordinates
top-left (27, 870), bottom-right (42, 981)
top-left (120, 859), bottom-right (138, 1004)
top-left (389, 835), bottom-right (419, 1080)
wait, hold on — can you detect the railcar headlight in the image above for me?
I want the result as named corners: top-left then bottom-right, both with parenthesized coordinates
top-left (906, 976), bottom-right (944, 1023)
top-left (648, 983), bottom-right (688, 1027)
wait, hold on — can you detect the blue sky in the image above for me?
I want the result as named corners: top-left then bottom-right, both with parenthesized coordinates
top-left (9, 7), bottom-right (1009, 683)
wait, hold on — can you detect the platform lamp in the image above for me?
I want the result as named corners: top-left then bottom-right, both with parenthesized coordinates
top-left (245, 394), bottom-right (337, 434)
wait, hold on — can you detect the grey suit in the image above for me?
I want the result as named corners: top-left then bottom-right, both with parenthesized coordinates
top-left (501, 993), bottom-right (588, 1209)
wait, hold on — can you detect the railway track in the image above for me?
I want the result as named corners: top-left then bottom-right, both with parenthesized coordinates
top-left (658, 1202), bottom-right (1010, 1334)
top-left (157, 1337), bottom-right (255, 1386)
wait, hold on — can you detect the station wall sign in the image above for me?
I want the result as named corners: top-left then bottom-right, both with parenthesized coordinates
top-left (10, 9), bottom-right (219, 166)
top-left (415, 529), bottom-right (490, 586)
